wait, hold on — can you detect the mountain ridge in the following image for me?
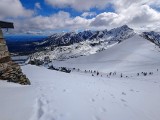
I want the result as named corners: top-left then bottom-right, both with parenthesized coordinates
top-left (52, 34), bottom-right (160, 73)
top-left (30, 25), bottom-right (135, 62)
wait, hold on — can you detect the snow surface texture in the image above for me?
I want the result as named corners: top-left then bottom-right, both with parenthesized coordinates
top-left (0, 81), bottom-right (35, 120)
top-left (1, 34), bottom-right (160, 120)
top-left (24, 65), bottom-right (160, 120)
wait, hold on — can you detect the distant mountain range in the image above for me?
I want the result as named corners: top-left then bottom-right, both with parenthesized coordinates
top-left (5, 25), bottom-right (160, 63)
top-left (6, 25), bottom-right (134, 55)
top-left (38, 25), bottom-right (134, 47)
top-left (30, 25), bottom-right (135, 62)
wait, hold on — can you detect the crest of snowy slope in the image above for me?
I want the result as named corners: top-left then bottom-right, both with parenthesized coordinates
top-left (30, 25), bottom-right (135, 62)
top-left (142, 31), bottom-right (160, 45)
top-left (53, 35), bottom-right (160, 73)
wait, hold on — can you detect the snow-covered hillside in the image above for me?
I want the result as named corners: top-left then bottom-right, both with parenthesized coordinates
top-left (31, 25), bottom-right (135, 61)
top-left (53, 35), bottom-right (160, 74)
top-left (31, 40), bottom-right (118, 61)
top-left (1, 33), bottom-right (160, 120)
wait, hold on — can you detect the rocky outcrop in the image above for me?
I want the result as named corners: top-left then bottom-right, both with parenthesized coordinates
top-left (0, 29), bottom-right (30, 85)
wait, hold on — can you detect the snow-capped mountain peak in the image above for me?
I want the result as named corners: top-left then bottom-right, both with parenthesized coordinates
top-left (30, 25), bottom-right (135, 62)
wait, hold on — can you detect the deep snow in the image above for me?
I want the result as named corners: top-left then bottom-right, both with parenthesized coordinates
top-left (0, 34), bottom-right (160, 120)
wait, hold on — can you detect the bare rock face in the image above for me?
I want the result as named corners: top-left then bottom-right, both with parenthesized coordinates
top-left (0, 30), bottom-right (31, 85)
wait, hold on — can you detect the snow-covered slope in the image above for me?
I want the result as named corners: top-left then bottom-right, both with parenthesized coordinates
top-left (31, 40), bottom-right (117, 61)
top-left (53, 35), bottom-right (160, 74)
top-left (0, 81), bottom-right (35, 120)
top-left (1, 33), bottom-right (160, 120)
top-left (31, 25), bottom-right (135, 61)
top-left (25, 64), bottom-right (160, 120)
top-left (1, 62), bottom-right (160, 120)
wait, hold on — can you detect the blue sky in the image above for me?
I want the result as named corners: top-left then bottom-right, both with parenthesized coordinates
top-left (0, 0), bottom-right (160, 35)
top-left (20, 0), bottom-right (115, 18)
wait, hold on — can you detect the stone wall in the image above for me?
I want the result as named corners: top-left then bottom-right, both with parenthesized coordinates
top-left (0, 29), bottom-right (30, 85)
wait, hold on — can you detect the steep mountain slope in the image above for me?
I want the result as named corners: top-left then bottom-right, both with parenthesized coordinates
top-left (142, 31), bottom-right (160, 46)
top-left (78, 30), bottom-right (95, 40)
top-left (53, 35), bottom-right (160, 73)
top-left (89, 25), bottom-right (134, 42)
top-left (39, 25), bottom-right (134, 47)
top-left (31, 25), bottom-right (135, 61)
top-left (44, 32), bottom-right (83, 46)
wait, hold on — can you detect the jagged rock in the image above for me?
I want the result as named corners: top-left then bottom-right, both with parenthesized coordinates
top-left (0, 29), bottom-right (31, 85)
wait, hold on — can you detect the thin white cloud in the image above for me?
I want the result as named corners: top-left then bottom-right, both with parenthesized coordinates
top-left (35, 2), bottom-right (41, 9)
top-left (81, 12), bottom-right (97, 18)
top-left (25, 31), bottom-right (44, 35)
top-left (89, 0), bottom-right (160, 31)
top-left (0, 0), bottom-right (33, 19)
top-left (3, 0), bottom-right (160, 34)
top-left (45, 0), bottom-right (110, 11)
top-left (11, 11), bottom-right (91, 33)
top-left (90, 12), bottom-right (120, 27)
